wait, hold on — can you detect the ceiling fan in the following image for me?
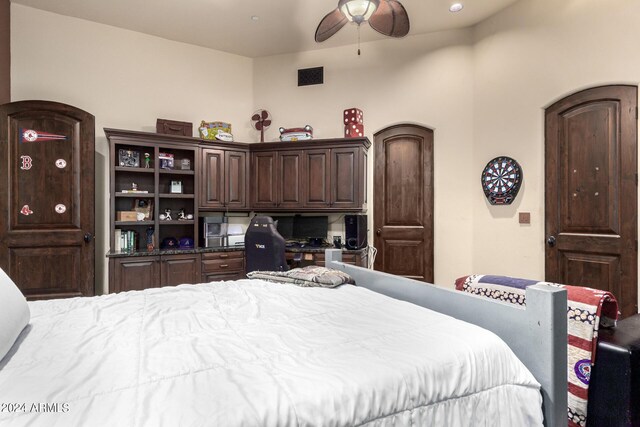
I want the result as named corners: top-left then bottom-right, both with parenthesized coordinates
top-left (315, 0), bottom-right (410, 44)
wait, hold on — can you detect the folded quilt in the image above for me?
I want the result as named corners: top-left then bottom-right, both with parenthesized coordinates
top-left (455, 274), bottom-right (618, 427)
top-left (247, 266), bottom-right (355, 288)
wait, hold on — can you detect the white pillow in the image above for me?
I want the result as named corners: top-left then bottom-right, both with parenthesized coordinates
top-left (0, 268), bottom-right (30, 362)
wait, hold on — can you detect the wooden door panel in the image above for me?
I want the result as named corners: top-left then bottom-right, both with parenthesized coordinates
top-left (113, 256), bottom-right (159, 293)
top-left (559, 252), bottom-right (621, 298)
top-left (303, 149), bottom-right (331, 208)
top-left (546, 85), bottom-right (637, 317)
top-left (384, 138), bottom-right (423, 226)
top-left (200, 149), bottom-right (224, 208)
top-left (382, 240), bottom-right (425, 280)
top-left (9, 115), bottom-right (79, 230)
top-left (251, 152), bottom-right (277, 208)
top-left (374, 125), bottom-right (434, 282)
top-left (0, 101), bottom-right (95, 299)
top-left (9, 246), bottom-right (81, 299)
top-left (278, 150), bottom-right (303, 208)
top-left (225, 150), bottom-right (247, 209)
top-left (161, 254), bottom-right (200, 286)
top-left (560, 102), bottom-right (619, 234)
top-left (331, 147), bottom-right (359, 209)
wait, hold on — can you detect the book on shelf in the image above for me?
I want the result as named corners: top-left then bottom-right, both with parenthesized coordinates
top-left (117, 229), bottom-right (139, 252)
top-left (114, 229), bottom-right (122, 252)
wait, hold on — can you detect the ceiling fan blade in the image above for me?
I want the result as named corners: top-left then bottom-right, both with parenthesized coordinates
top-left (261, 110), bottom-right (269, 120)
top-left (315, 8), bottom-right (348, 42)
top-left (369, 0), bottom-right (410, 38)
top-left (251, 113), bottom-right (260, 121)
top-left (255, 122), bottom-right (263, 130)
top-left (263, 119), bottom-right (272, 127)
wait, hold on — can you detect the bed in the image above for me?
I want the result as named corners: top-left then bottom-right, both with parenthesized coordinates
top-left (0, 250), bottom-right (567, 426)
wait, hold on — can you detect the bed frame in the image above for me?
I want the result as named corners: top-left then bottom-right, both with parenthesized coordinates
top-left (326, 250), bottom-right (567, 427)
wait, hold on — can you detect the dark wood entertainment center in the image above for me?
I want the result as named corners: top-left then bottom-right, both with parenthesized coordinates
top-left (106, 128), bottom-right (370, 293)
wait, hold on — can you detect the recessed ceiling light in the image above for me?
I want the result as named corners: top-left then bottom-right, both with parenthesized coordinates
top-left (251, 15), bottom-right (260, 21)
top-left (449, 3), bottom-right (464, 13)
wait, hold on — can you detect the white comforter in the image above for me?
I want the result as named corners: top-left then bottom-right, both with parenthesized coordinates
top-left (0, 279), bottom-right (543, 426)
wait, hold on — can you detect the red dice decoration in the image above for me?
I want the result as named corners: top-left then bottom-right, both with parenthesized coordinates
top-left (344, 123), bottom-right (364, 138)
top-left (343, 108), bottom-right (364, 138)
top-left (343, 108), bottom-right (363, 125)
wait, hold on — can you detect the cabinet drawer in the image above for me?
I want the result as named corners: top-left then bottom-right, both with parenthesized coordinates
top-left (202, 257), bottom-right (244, 273)
top-left (202, 251), bottom-right (244, 261)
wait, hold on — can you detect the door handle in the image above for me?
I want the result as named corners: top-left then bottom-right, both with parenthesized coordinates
top-left (376, 229), bottom-right (381, 236)
top-left (84, 233), bottom-right (93, 243)
top-left (547, 235), bottom-right (556, 247)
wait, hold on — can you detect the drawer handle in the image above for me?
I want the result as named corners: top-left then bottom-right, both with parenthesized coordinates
top-left (219, 264), bottom-right (229, 268)
top-left (219, 254), bottom-right (228, 258)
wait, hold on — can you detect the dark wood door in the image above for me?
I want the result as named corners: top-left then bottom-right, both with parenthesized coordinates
top-left (374, 125), bottom-right (434, 282)
top-left (224, 150), bottom-right (248, 209)
top-left (278, 150), bottom-right (303, 209)
top-left (251, 151), bottom-right (278, 208)
top-left (303, 149), bottom-right (331, 209)
top-left (0, 100), bottom-right (95, 299)
top-left (111, 256), bottom-right (159, 293)
top-left (545, 85), bottom-right (638, 317)
top-left (331, 147), bottom-right (360, 209)
top-left (160, 254), bottom-right (200, 286)
top-left (200, 148), bottom-right (224, 209)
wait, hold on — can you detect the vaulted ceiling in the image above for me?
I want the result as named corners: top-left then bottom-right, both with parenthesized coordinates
top-left (12, 0), bottom-right (520, 57)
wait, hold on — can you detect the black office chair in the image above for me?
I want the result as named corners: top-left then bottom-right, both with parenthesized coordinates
top-left (245, 216), bottom-right (288, 274)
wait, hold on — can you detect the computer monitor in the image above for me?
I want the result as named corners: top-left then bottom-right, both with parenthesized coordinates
top-left (274, 215), bottom-right (328, 241)
top-left (275, 216), bottom-right (294, 240)
top-left (292, 216), bottom-right (328, 240)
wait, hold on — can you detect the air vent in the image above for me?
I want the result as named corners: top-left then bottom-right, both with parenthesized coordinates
top-left (298, 67), bottom-right (324, 87)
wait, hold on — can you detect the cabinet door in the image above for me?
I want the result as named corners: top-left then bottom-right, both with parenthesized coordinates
top-left (251, 152), bottom-right (278, 208)
top-left (303, 149), bottom-right (331, 209)
top-left (160, 254), bottom-right (201, 286)
top-left (200, 149), bottom-right (225, 209)
top-left (111, 256), bottom-right (159, 293)
top-left (331, 147), bottom-right (361, 209)
top-left (278, 150), bottom-right (303, 209)
top-left (225, 150), bottom-right (248, 209)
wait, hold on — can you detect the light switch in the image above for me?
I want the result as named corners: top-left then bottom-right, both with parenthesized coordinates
top-left (519, 212), bottom-right (531, 224)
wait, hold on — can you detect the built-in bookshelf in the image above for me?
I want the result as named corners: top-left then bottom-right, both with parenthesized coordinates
top-left (107, 129), bottom-right (198, 253)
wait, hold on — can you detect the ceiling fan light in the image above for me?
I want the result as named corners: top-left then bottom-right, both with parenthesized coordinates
top-left (339, 0), bottom-right (380, 24)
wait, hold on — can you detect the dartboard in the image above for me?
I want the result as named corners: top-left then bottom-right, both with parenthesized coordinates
top-left (481, 156), bottom-right (522, 205)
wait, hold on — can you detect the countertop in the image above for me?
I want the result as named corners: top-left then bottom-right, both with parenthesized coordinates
top-left (106, 245), bottom-right (367, 258)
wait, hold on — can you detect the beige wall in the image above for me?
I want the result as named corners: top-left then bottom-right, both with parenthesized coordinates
top-left (254, 30), bottom-right (477, 286)
top-left (0, 0), bottom-right (9, 103)
top-left (471, 0), bottom-right (640, 291)
top-left (254, 0), bottom-right (640, 296)
top-left (11, 0), bottom-right (640, 298)
top-left (11, 4), bottom-right (254, 293)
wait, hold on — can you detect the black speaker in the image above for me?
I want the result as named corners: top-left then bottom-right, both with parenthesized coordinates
top-left (345, 215), bottom-right (367, 249)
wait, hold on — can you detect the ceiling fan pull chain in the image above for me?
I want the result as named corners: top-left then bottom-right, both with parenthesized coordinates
top-left (357, 25), bottom-right (361, 56)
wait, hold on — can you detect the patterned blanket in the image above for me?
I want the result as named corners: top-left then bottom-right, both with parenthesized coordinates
top-left (246, 266), bottom-right (355, 288)
top-left (455, 274), bottom-right (618, 427)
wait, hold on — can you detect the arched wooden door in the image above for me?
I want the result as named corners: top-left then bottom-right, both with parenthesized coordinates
top-left (373, 124), bottom-right (434, 282)
top-left (0, 100), bottom-right (95, 299)
top-left (545, 85), bottom-right (638, 317)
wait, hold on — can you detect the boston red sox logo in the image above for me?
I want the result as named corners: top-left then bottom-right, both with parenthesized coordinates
top-left (20, 205), bottom-right (34, 216)
top-left (20, 155), bottom-right (33, 170)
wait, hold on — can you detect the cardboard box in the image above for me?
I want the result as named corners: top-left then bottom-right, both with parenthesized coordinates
top-left (117, 211), bottom-right (138, 221)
